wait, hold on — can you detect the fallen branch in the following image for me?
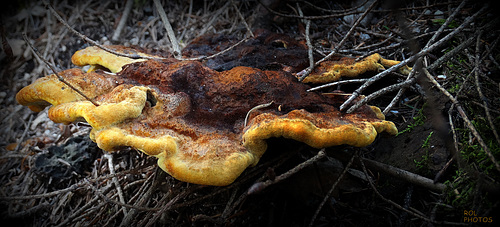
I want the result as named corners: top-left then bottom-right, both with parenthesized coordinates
top-left (357, 154), bottom-right (466, 226)
top-left (381, 0), bottom-right (467, 115)
top-left (340, 4), bottom-right (489, 112)
top-left (423, 68), bottom-right (500, 173)
top-left (248, 149), bottom-right (326, 194)
top-left (382, 66), bottom-right (418, 114)
top-left (347, 75), bottom-right (417, 113)
top-left (332, 150), bottom-right (446, 192)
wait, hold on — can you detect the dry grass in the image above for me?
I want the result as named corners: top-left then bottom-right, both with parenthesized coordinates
top-left (1, 0), bottom-right (499, 226)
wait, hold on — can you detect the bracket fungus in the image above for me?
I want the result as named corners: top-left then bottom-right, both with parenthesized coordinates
top-left (17, 33), bottom-right (401, 186)
top-left (302, 53), bottom-right (413, 83)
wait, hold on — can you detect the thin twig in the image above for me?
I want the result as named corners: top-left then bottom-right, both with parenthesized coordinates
top-left (153, 0), bottom-right (181, 58)
top-left (307, 78), bottom-right (369, 92)
top-left (354, 42), bottom-right (402, 61)
top-left (197, 1), bottom-right (231, 37)
top-left (1, 183), bottom-right (80, 201)
top-left (302, 0), bottom-right (370, 14)
top-left (259, 0), bottom-right (459, 20)
top-left (297, 0), bottom-right (379, 81)
top-left (120, 170), bottom-right (158, 226)
top-left (184, 37), bottom-right (249, 61)
top-left (305, 20), bottom-right (314, 71)
top-left (358, 154), bottom-right (432, 221)
top-left (104, 153), bottom-right (128, 216)
top-left (247, 149), bottom-right (326, 194)
top-left (112, 0), bottom-right (134, 41)
top-left (383, 65), bottom-right (418, 114)
top-left (8, 201), bottom-right (51, 218)
top-left (355, 36), bottom-right (392, 51)
top-left (43, 5), bottom-right (52, 59)
top-left (308, 150), bottom-right (357, 227)
top-left (356, 153), bottom-right (445, 192)
top-left (381, 1), bottom-right (466, 115)
top-left (0, 168), bottom-right (147, 201)
top-left (448, 109), bottom-right (461, 169)
top-left (347, 76), bottom-right (417, 113)
top-left (43, 0), bottom-right (164, 60)
top-left (86, 179), bottom-right (161, 212)
top-left (221, 186), bottom-right (240, 218)
top-left (244, 101), bottom-right (273, 127)
top-left (473, 33), bottom-right (500, 145)
top-left (428, 35), bottom-right (476, 71)
top-left (231, 0), bottom-right (254, 37)
top-left (354, 28), bottom-right (464, 61)
top-left (424, 0), bottom-right (466, 49)
top-left (471, 101), bottom-right (500, 115)
top-left (22, 33), bottom-right (99, 106)
top-left (434, 156), bottom-right (456, 183)
top-left (46, 0), bottom-right (245, 63)
top-left (179, 0), bottom-right (193, 41)
top-left (298, 3), bottom-right (314, 74)
top-left (144, 188), bottom-right (198, 227)
top-left (13, 115), bottom-right (33, 152)
top-left (363, 155), bottom-right (470, 226)
top-left (55, 185), bottom-right (113, 227)
top-left (357, 154), bottom-right (462, 225)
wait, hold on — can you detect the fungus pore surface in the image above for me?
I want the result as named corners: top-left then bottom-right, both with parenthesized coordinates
top-left (16, 33), bottom-right (401, 186)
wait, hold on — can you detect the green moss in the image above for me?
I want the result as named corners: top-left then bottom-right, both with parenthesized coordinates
top-left (443, 104), bottom-right (500, 211)
top-left (397, 108), bottom-right (425, 136)
top-left (443, 170), bottom-right (474, 209)
top-left (414, 131), bottom-right (434, 174)
top-left (459, 117), bottom-right (500, 175)
top-left (431, 19), bottom-right (459, 28)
